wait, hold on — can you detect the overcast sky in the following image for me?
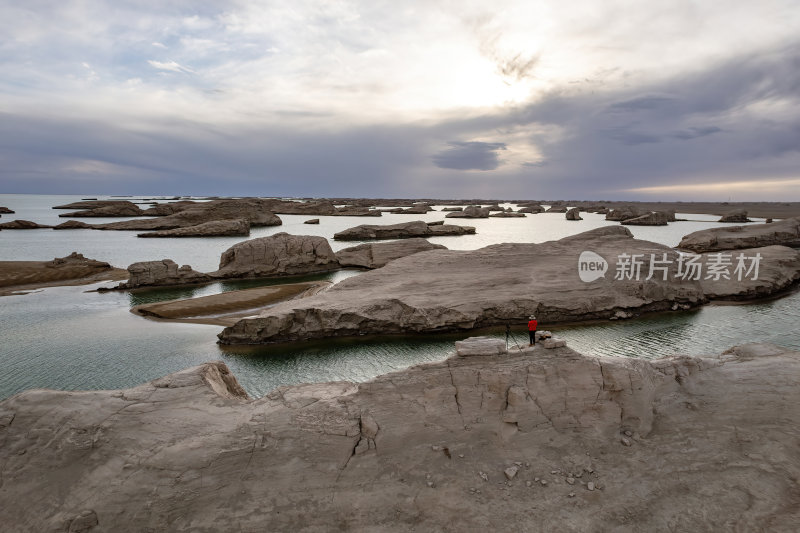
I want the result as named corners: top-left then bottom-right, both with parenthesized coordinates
top-left (1, 0), bottom-right (799, 200)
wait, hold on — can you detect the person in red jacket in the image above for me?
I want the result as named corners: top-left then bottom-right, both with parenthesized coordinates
top-left (528, 315), bottom-right (538, 346)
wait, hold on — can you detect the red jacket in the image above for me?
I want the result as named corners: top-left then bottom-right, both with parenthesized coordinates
top-left (528, 320), bottom-right (538, 331)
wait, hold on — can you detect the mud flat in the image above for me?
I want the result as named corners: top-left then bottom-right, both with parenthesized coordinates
top-left (0, 340), bottom-right (798, 531)
top-left (131, 281), bottom-right (330, 326)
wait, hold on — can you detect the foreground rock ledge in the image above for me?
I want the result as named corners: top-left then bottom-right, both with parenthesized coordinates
top-left (1, 343), bottom-right (798, 531)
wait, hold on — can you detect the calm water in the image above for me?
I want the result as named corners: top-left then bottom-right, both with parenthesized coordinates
top-left (0, 193), bottom-right (794, 401)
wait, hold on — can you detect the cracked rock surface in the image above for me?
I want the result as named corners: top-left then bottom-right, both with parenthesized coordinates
top-left (1, 343), bottom-right (798, 531)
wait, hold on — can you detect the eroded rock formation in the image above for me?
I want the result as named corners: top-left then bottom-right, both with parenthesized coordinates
top-left (678, 217), bottom-right (800, 253)
top-left (334, 220), bottom-right (475, 240)
top-left (137, 219), bottom-right (250, 238)
top-left (335, 238), bottom-right (447, 269)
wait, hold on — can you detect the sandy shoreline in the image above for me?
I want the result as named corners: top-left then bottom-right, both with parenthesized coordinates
top-left (130, 281), bottom-right (331, 326)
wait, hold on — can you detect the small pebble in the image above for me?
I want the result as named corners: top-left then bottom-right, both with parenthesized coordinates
top-left (566, 477), bottom-right (575, 485)
top-left (624, 430), bottom-right (632, 437)
top-left (587, 482), bottom-right (595, 491)
top-left (427, 480), bottom-right (435, 488)
top-left (621, 437), bottom-right (632, 446)
top-left (431, 445), bottom-right (441, 451)
top-left (568, 492), bottom-right (576, 498)
top-left (479, 471), bottom-right (489, 482)
top-left (540, 480), bottom-right (548, 486)
top-left (526, 481), bottom-right (532, 487)
top-left (458, 454), bottom-right (465, 459)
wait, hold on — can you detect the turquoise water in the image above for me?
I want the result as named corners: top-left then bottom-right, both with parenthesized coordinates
top-left (0, 194), bottom-right (794, 400)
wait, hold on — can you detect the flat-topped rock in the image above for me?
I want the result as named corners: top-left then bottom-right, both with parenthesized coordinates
top-left (137, 219), bottom-right (250, 238)
top-left (94, 199), bottom-right (282, 231)
top-left (445, 205), bottom-right (490, 218)
top-left (220, 227), bottom-right (708, 344)
top-left (678, 217), bottom-right (800, 253)
top-left (304, 218), bottom-right (320, 224)
top-left (2, 343), bottom-right (799, 531)
top-left (455, 336), bottom-right (507, 356)
top-left (566, 207), bottom-right (582, 221)
top-left (0, 206), bottom-right (14, 214)
top-left (490, 211), bottom-right (526, 218)
top-left (53, 220), bottom-right (94, 230)
top-left (220, 226), bottom-right (800, 345)
top-left (719, 209), bottom-right (752, 223)
top-left (212, 232), bottom-right (339, 279)
top-left (59, 201), bottom-right (143, 218)
top-left (606, 205), bottom-right (648, 221)
top-left (334, 220), bottom-right (474, 240)
top-left (117, 259), bottom-right (211, 289)
top-left (621, 211), bottom-right (669, 226)
top-left (0, 219), bottom-right (52, 229)
top-left (336, 238), bottom-right (447, 268)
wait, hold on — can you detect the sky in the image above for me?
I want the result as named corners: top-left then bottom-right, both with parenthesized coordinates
top-left (1, 0), bottom-right (799, 200)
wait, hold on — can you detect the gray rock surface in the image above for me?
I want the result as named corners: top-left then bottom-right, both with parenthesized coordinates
top-left (605, 206), bottom-right (648, 221)
top-left (0, 219), bottom-right (53, 229)
top-left (455, 336), bottom-right (507, 356)
top-left (59, 201), bottom-right (143, 218)
top-left (336, 238), bottom-right (447, 269)
top-left (212, 232), bottom-right (339, 279)
top-left (490, 211), bottom-right (526, 218)
top-left (219, 227), bottom-right (710, 344)
top-left (0, 206), bottom-right (14, 214)
top-left (304, 219), bottom-right (320, 224)
top-left (137, 219), bottom-right (250, 238)
top-left (92, 199), bottom-right (282, 231)
top-left (678, 217), bottom-right (800, 253)
top-left (334, 220), bottom-right (474, 240)
top-left (566, 208), bottom-right (583, 221)
top-left (621, 211), bottom-right (669, 226)
top-left (2, 343), bottom-right (799, 531)
top-left (697, 245), bottom-right (800, 299)
top-left (546, 205), bottom-right (568, 213)
top-left (117, 259), bottom-right (212, 289)
top-left (53, 220), bottom-right (94, 230)
top-left (220, 226), bottom-right (800, 345)
top-left (518, 205), bottom-right (545, 213)
top-left (719, 209), bottom-right (752, 223)
top-left (445, 205), bottom-right (490, 218)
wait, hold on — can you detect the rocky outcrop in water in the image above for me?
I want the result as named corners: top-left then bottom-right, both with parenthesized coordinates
top-left (137, 219), bottom-right (250, 238)
top-left (117, 260), bottom-right (212, 289)
top-left (212, 232), bottom-right (339, 279)
top-left (678, 217), bottom-right (800, 253)
top-left (566, 208), bottom-right (582, 221)
top-left (334, 220), bottom-right (475, 240)
top-left (59, 201), bottom-right (144, 218)
top-left (304, 219), bottom-right (320, 224)
top-left (518, 206), bottom-right (544, 214)
top-left (1, 343), bottom-right (798, 531)
top-left (719, 209), bottom-right (751, 223)
top-left (546, 205), bottom-right (568, 213)
top-left (220, 227), bottom-right (710, 344)
top-left (445, 205), bottom-right (490, 218)
top-left (0, 220), bottom-right (53, 229)
top-left (0, 206), bottom-right (14, 214)
top-left (335, 238), bottom-right (447, 269)
top-left (605, 206), bottom-right (647, 222)
top-left (53, 220), bottom-right (94, 230)
top-left (621, 211), bottom-right (669, 226)
top-left (489, 211), bottom-right (526, 218)
top-left (219, 226), bottom-right (800, 345)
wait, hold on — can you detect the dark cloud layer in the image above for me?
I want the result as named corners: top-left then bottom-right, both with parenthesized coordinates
top-left (432, 141), bottom-right (507, 170)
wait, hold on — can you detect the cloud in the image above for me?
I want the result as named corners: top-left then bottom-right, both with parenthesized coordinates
top-left (432, 142), bottom-right (507, 171)
top-left (147, 60), bottom-right (194, 74)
